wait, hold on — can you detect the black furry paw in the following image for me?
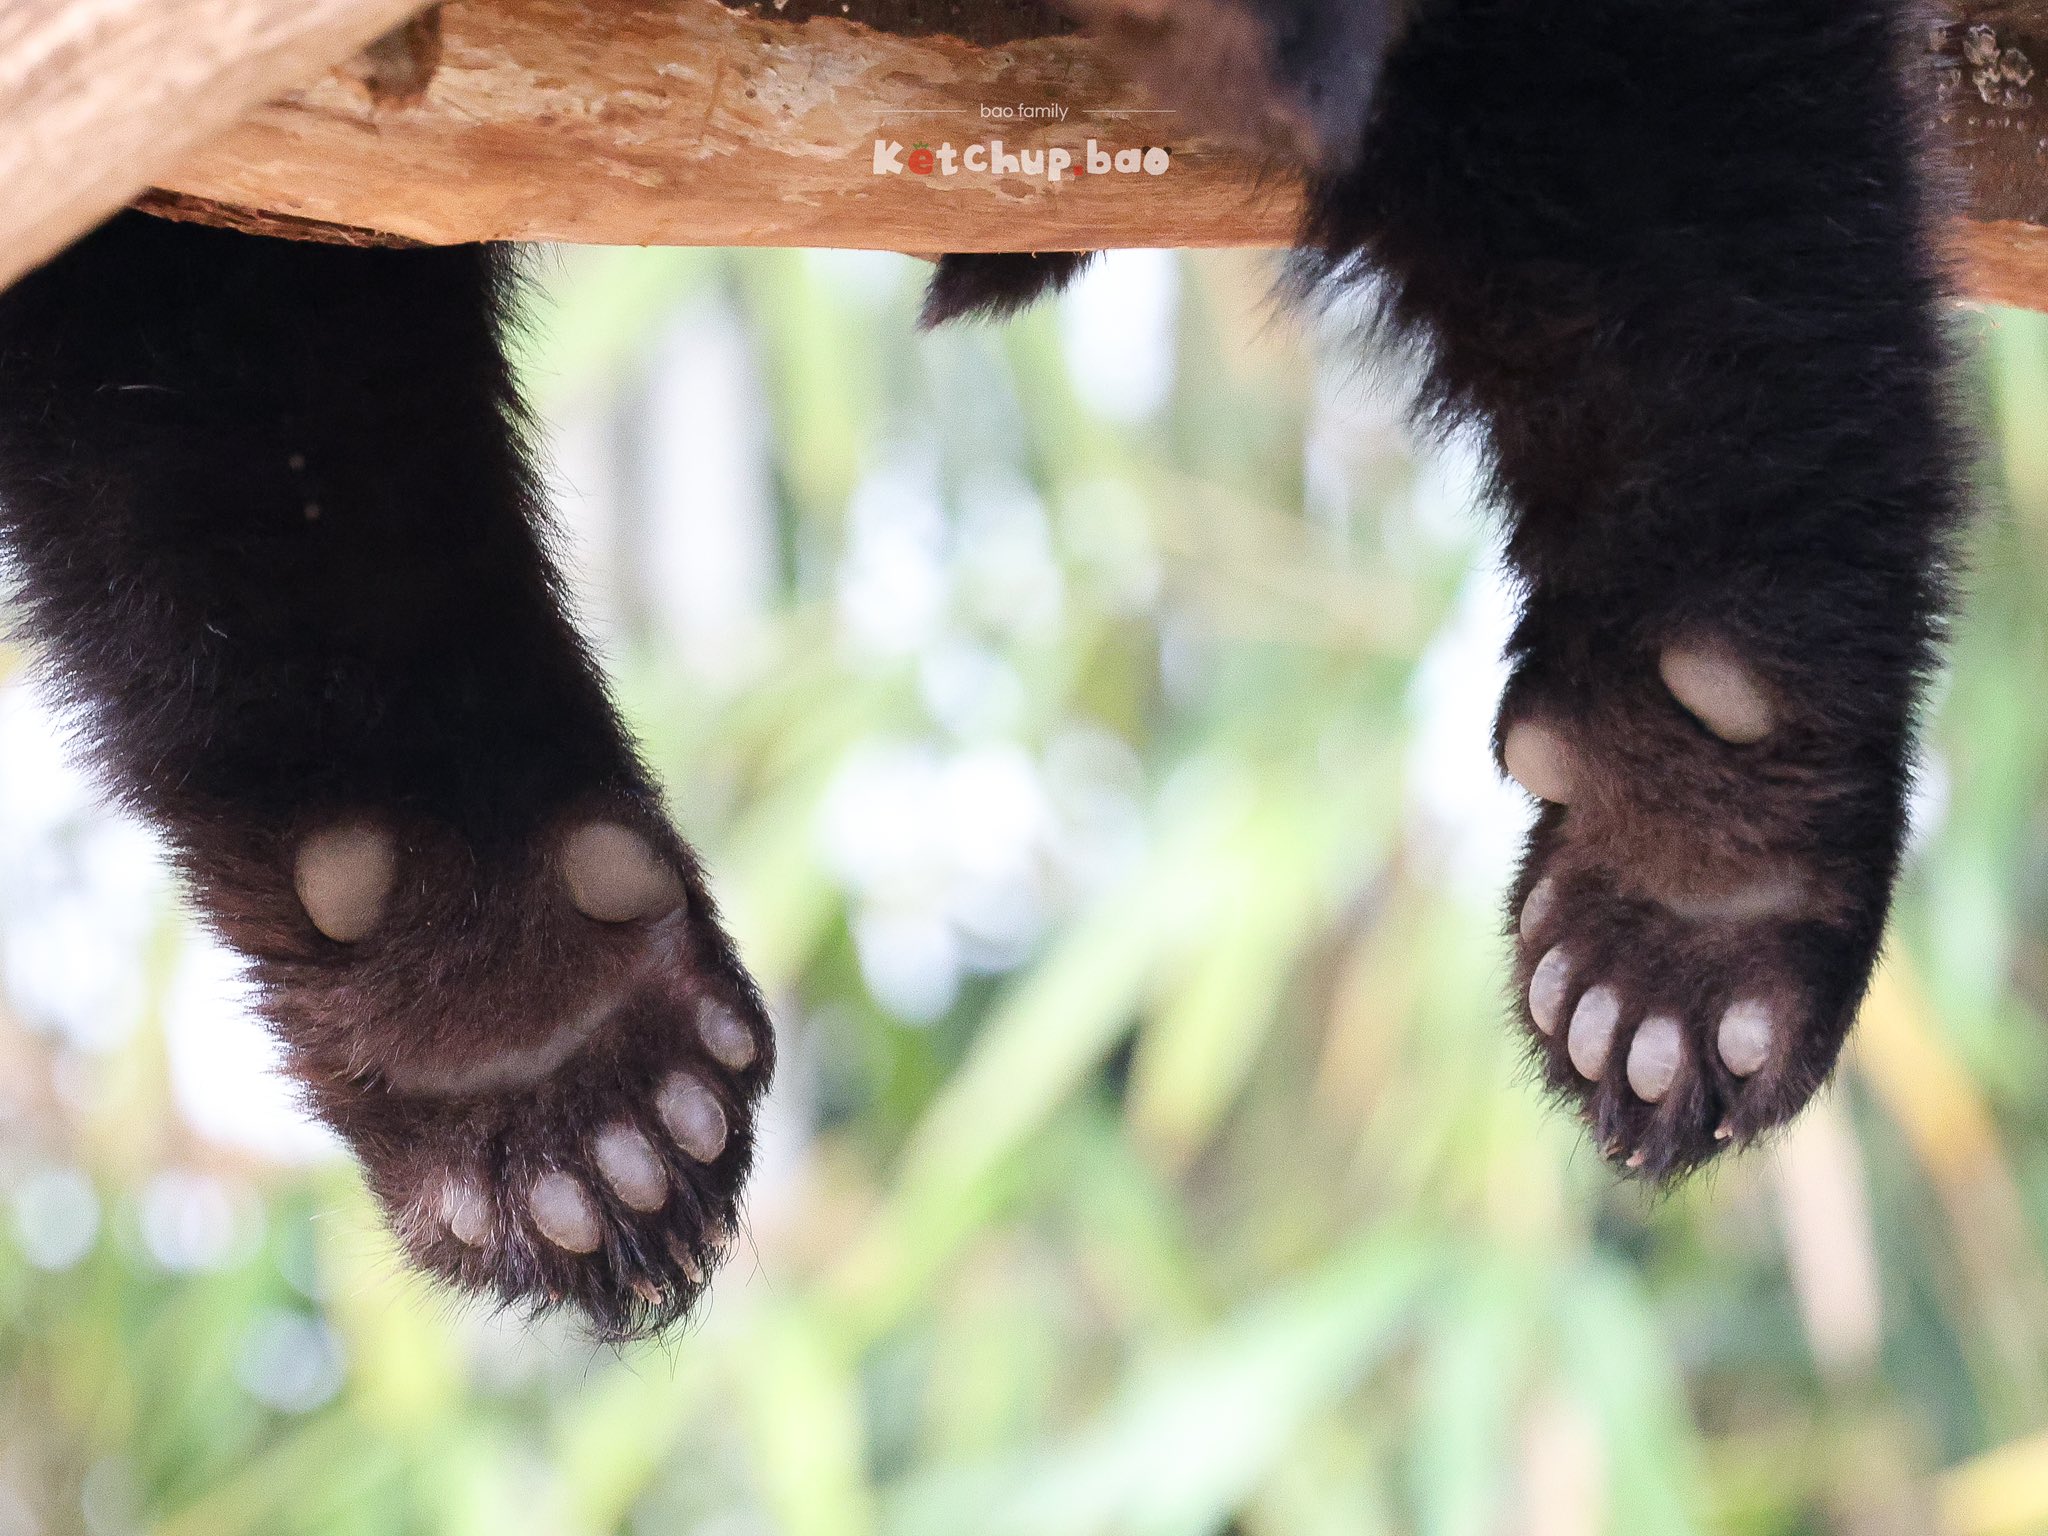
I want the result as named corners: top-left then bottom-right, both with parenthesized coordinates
top-left (253, 795), bottom-right (771, 1340)
top-left (1498, 630), bottom-right (1896, 1179)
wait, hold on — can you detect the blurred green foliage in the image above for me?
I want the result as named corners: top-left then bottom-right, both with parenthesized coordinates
top-left (1, 249), bottom-right (2046, 1536)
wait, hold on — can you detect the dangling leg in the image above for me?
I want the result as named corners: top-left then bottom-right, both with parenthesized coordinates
top-left (920, 0), bottom-right (1400, 323)
top-left (1305, 0), bottom-right (1960, 1171)
top-left (0, 213), bottom-right (774, 1335)
top-left (929, 0), bottom-right (1963, 1174)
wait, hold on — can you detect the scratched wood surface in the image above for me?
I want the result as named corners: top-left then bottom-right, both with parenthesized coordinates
top-left (0, 0), bottom-right (430, 290)
top-left (11, 0), bottom-right (2048, 310)
top-left (144, 0), bottom-right (1294, 257)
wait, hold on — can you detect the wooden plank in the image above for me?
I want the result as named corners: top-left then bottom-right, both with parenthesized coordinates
top-left (0, 0), bottom-right (432, 290)
top-left (1953, 220), bottom-right (2048, 310)
top-left (19, 0), bottom-right (2048, 309)
top-left (1933, 10), bottom-right (2048, 304)
top-left (147, 0), bottom-right (1296, 255)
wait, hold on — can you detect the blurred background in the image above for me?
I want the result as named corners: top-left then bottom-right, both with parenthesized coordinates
top-left (0, 245), bottom-right (2045, 1536)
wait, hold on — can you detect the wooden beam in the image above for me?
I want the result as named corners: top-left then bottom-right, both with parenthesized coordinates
top-left (143, 0), bottom-right (1292, 256)
top-left (20, 0), bottom-right (2048, 309)
top-left (137, 0), bottom-right (2048, 308)
top-left (0, 0), bottom-right (433, 291)
top-left (1952, 220), bottom-right (2048, 310)
top-left (1933, 9), bottom-right (2048, 305)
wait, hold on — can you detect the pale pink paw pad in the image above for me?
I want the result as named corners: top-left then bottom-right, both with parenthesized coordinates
top-left (593, 1125), bottom-right (668, 1212)
top-left (441, 1177), bottom-right (491, 1247)
top-left (1626, 1015), bottom-right (1684, 1103)
top-left (530, 1171), bottom-right (602, 1253)
top-left (1503, 721), bottom-right (1574, 805)
top-left (295, 821), bottom-right (397, 943)
top-left (1567, 986), bottom-right (1621, 1079)
top-left (1529, 946), bottom-right (1572, 1036)
top-left (1659, 644), bottom-right (1774, 745)
top-left (697, 1001), bottom-right (758, 1071)
top-left (560, 821), bottom-right (684, 923)
top-left (1717, 999), bottom-right (1775, 1077)
top-left (658, 1074), bottom-right (729, 1163)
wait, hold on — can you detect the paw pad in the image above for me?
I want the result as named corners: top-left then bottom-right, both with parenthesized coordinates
top-left (1659, 643), bottom-right (1774, 744)
top-left (1566, 985), bottom-right (1620, 1078)
top-left (658, 1074), bottom-right (729, 1162)
top-left (1519, 876), bottom-right (1557, 939)
top-left (530, 1171), bottom-right (603, 1253)
top-left (1503, 721), bottom-right (1574, 804)
top-left (1716, 998), bottom-right (1775, 1076)
top-left (1624, 1015), bottom-right (1683, 1102)
top-left (295, 821), bottom-right (397, 942)
top-left (440, 1177), bottom-right (491, 1247)
top-left (560, 821), bottom-right (684, 923)
top-left (593, 1125), bottom-right (669, 1212)
top-left (1528, 945), bottom-right (1572, 1035)
top-left (697, 1001), bottom-right (758, 1070)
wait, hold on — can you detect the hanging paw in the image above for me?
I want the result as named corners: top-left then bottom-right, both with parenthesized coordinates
top-left (242, 793), bottom-right (771, 1341)
top-left (1498, 626), bottom-right (1902, 1179)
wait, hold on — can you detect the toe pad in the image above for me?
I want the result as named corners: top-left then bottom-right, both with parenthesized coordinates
top-left (593, 1125), bottom-right (669, 1212)
top-left (1529, 946), bottom-right (1572, 1036)
top-left (1626, 1015), bottom-right (1683, 1103)
top-left (697, 1001), bottom-right (758, 1070)
top-left (1717, 999), bottom-right (1775, 1076)
top-left (658, 1074), bottom-right (729, 1163)
top-left (530, 1171), bottom-right (603, 1253)
top-left (1567, 986), bottom-right (1620, 1079)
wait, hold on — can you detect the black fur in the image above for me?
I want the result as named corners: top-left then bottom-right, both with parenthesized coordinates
top-left (931, 0), bottom-right (1400, 316)
top-left (1306, 0), bottom-right (1960, 1172)
top-left (936, 0), bottom-right (1964, 1175)
top-left (921, 251), bottom-right (1097, 326)
top-left (1189, 0), bottom-right (1400, 160)
top-left (0, 215), bottom-right (773, 1339)
top-left (0, 0), bottom-right (1969, 1335)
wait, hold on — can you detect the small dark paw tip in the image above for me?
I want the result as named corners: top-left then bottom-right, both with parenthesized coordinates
top-left (272, 799), bottom-right (772, 1341)
top-left (1512, 856), bottom-right (1860, 1183)
top-left (919, 252), bottom-right (1097, 329)
top-left (380, 985), bottom-right (766, 1339)
top-left (394, 1131), bottom-right (750, 1343)
top-left (1495, 622), bottom-right (1896, 1180)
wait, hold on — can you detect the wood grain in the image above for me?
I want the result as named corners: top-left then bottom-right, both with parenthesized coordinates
top-left (0, 0), bottom-right (430, 290)
top-left (18, 0), bottom-right (2048, 309)
top-left (147, 0), bottom-right (1298, 255)
top-left (1931, 10), bottom-right (2048, 304)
